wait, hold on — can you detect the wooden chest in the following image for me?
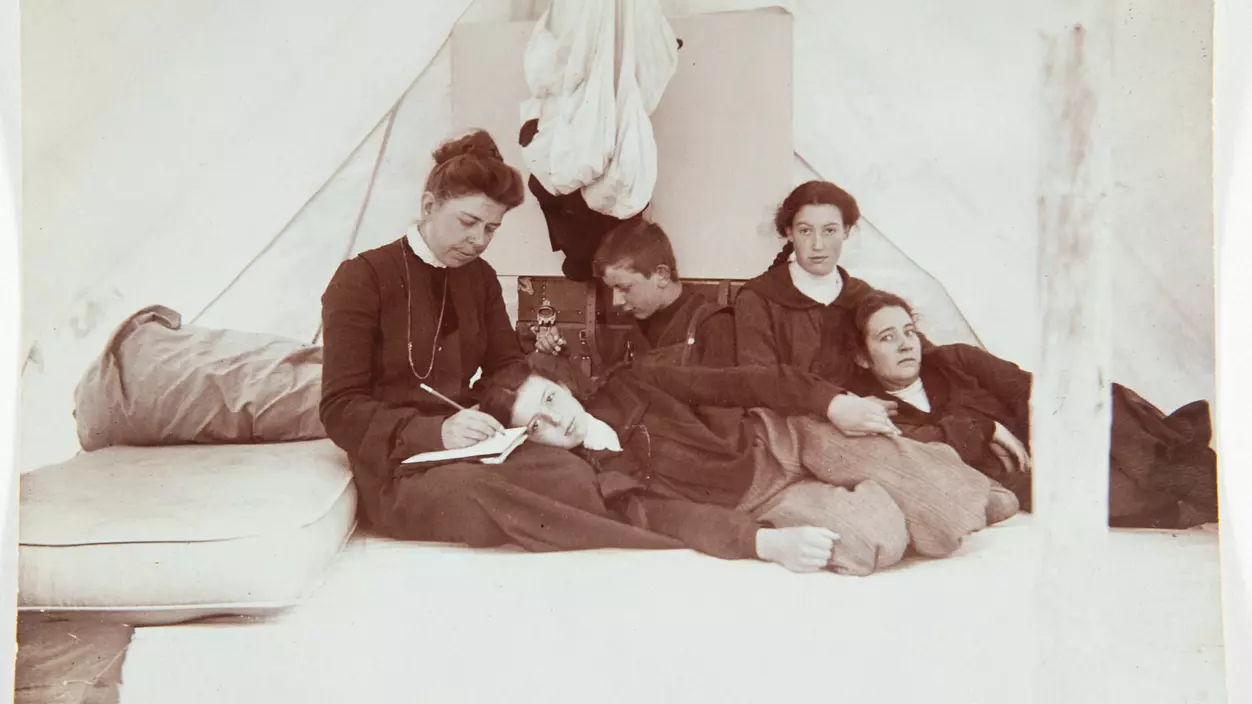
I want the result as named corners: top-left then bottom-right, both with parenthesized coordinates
top-left (515, 276), bottom-right (747, 379)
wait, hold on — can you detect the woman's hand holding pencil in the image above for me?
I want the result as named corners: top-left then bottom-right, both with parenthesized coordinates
top-left (422, 383), bottom-right (506, 450)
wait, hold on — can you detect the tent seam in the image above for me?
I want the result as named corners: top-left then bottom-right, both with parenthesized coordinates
top-left (188, 117), bottom-right (396, 329)
top-left (310, 106), bottom-right (399, 346)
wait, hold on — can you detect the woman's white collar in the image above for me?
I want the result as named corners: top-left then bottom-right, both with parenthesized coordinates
top-left (405, 224), bottom-right (448, 268)
top-left (788, 255), bottom-right (843, 305)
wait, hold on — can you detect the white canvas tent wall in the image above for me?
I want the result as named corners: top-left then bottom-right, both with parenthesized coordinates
top-left (19, 0), bottom-right (1214, 479)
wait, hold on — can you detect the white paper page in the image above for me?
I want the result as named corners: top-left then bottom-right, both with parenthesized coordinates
top-left (401, 427), bottom-right (528, 465)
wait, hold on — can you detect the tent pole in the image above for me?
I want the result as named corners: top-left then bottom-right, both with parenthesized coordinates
top-left (1030, 2), bottom-right (1114, 702)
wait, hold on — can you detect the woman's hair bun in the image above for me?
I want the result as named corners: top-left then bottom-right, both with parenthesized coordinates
top-left (424, 128), bottom-right (524, 208)
top-left (432, 129), bottom-right (504, 166)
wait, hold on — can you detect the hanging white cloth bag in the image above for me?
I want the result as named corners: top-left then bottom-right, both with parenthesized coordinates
top-left (519, 0), bottom-right (618, 196)
top-left (582, 0), bottom-right (678, 218)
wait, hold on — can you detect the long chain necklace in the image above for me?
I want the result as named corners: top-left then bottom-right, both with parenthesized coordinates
top-left (403, 245), bottom-right (449, 381)
top-left (624, 424), bottom-right (654, 480)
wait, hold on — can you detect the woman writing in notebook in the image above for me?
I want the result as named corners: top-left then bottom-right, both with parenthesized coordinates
top-left (319, 130), bottom-right (679, 552)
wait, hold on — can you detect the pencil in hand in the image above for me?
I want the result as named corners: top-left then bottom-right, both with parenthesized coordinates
top-left (419, 383), bottom-right (504, 439)
top-left (419, 383), bottom-right (466, 412)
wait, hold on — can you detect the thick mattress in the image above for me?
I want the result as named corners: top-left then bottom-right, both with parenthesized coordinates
top-left (19, 440), bottom-right (357, 624)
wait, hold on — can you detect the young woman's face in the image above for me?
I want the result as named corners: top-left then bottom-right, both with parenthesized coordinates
top-left (420, 192), bottom-right (509, 268)
top-left (860, 306), bottom-right (923, 391)
top-left (786, 204), bottom-right (848, 276)
top-left (509, 376), bottom-right (589, 449)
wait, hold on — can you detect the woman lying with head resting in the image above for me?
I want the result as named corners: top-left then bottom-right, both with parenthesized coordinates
top-left (481, 352), bottom-right (1020, 576)
top-left (838, 291), bottom-right (1219, 529)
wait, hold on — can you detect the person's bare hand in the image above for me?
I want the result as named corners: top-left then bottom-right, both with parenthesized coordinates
top-left (990, 421), bottom-right (1031, 473)
top-left (827, 394), bottom-right (901, 437)
top-left (867, 396), bottom-right (900, 416)
top-left (441, 409), bottom-right (505, 449)
top-left (755, 526), bottom-right (841, 573)
top-left (531, 326), bottom-right (567, 355)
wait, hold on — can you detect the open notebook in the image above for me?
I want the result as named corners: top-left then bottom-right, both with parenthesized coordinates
top-left (401, 427), bottom-right (530, 466)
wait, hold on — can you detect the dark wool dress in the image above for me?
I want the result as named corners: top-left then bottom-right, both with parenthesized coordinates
top-left (845, 342), bottom-right (1219, 529)
top-left (734, 264), bottom-right (877, 380)
top-left (319, 237), bottom-right (680, 551)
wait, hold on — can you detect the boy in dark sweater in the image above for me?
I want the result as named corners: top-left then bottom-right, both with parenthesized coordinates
top-left (533, 218), bottom-right (735, 370)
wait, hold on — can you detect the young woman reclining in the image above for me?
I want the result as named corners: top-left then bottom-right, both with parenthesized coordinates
top-left (837, 290), bottom-right (1219, 529)
top-left (481, 353), bottom-right (1020, 576)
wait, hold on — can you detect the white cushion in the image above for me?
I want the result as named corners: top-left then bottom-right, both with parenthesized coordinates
top-left (18, 440), bottom-right (357, 623)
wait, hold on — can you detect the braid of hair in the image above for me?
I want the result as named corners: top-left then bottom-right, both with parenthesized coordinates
top-left (769, 242), bottom-right (795, 270)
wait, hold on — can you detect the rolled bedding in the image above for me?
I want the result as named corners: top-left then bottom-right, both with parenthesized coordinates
top-left (73, 304), bottom-right (326, 450)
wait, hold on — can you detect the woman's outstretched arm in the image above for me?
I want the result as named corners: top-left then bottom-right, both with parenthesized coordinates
top-left (627, 497), bottom-right (839, 572)
top-left (628, 363), bottom-right (842, 418)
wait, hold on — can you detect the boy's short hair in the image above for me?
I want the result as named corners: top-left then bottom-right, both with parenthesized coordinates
top-left (591, 218), bottom-right (681, 281)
